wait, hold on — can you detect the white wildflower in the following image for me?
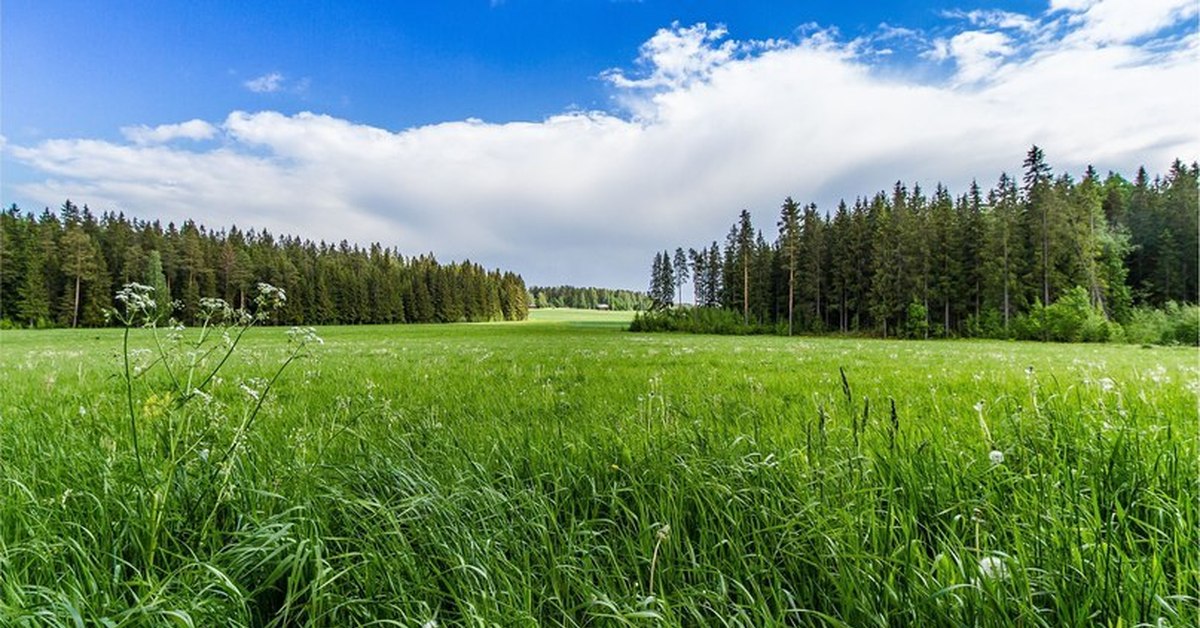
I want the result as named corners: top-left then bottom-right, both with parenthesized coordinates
top-left (286, 326), bottom-right (324, 346)
top-left (240, 383), bottom-right (261, 401)
top-left (1098, 377), bottom-right (1115, 392)
top-left (978, 555), bottom-right (1009, 580)
top-left (199, 297), bottom-right (234, 321)
top-left (114, 283), bottom-right (157, 319)
top-left (253, 283), bottom-right (287, 319)
top-left (989, 450), bottom-right (1005, 466)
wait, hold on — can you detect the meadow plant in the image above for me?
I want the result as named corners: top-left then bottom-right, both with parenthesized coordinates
top-left (107, 282), bottom-right (321, 575)
top-left (0, 316), bottom-right (1194, 625)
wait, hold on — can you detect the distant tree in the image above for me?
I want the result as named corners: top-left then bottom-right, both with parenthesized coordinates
top-left (777, 197), bottom-right (801, 335)
top-left (798, 203), bottom-right (825, 331)
top-left (145, 250), bottom-right (172, 322)
top-left (734, 210), bottom-right (754, 324)
top-left (672, 247), bottom-right (689, 306)
top-left (648, 250), bottom-right (674, 310)
top-left (59, 225), bottom-right (100, 328)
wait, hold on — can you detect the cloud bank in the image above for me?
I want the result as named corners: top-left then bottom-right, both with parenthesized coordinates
top-left (6, 1), bottom-right (1197, 289)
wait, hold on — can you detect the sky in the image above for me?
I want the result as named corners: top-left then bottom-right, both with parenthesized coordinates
top-left (2, 0), bottom-right (1197, 290)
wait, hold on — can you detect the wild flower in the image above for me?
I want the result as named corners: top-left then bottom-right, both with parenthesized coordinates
top-left (112, 283), bottom-right (158, 326)
top-left (199, 297), bottom-right (234, 322)
top-left (989, 450), bottom-right (1005, 466)
top-left (240, 383), bottom-right (261, 401)
top-left (978, 555), bottom-right (1009, 580)
top-left (976, 400), bottom-right (992, 445)
top-left (253, 283), bottom-right (287, 320)
top-left (286, 326), bottom-right (324, 346)
top-left (142, 393), bottom-right (173, 421)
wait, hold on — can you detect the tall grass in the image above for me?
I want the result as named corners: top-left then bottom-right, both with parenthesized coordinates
top-left (0, 313), bottom-right (1196, 625)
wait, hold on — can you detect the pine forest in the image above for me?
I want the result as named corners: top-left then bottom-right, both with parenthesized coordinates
top-left (0, 203), bottom-right (530, 328)
top-left (642, 148), bottom-right (1198, 343)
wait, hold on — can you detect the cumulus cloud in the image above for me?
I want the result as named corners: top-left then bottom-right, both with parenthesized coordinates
top-left (120, 119), bottom-right (218, 144)
top-left (1055, 0), bottom-right (1197, 44)
top-left (244, 71), bottom-right (285, 93)
top-left (7, 0), bottom-right (1198, 289)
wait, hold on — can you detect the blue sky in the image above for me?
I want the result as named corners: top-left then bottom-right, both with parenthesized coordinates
top-left (2, 0), bottom-right (1196, 289)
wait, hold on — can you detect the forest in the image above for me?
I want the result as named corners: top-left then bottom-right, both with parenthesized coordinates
top-left (528, 285), bottom-right (651, 310)
top-left (0, 203), bottom-right (530, 328)
top-left (642, 148), bottom-right (1198, 343)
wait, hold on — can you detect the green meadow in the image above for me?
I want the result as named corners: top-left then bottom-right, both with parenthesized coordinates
top-left (0, 311), bottom-right (1196, 626)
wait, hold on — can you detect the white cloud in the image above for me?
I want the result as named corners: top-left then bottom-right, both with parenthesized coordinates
top-left (244, 71), bottom-right (285, 93)
top-left (943, 9), bottom-right (1041, 33)
top-left (602, 23), bottom-right (737, 93)
top-left (1060, 0), bottom-right (1198, 44)
top-left (942, 30), bottom-right (1017, 84)
top-left (7, 1), bottom-right (1198, 289)
top-left (120, 119), bottom-right (217, 144)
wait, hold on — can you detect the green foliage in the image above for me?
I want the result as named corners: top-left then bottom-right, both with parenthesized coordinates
top-left (529, 285), bottom-right (651, 311)
top-left (629, 307), bottom-right (774, 335)
top-left (1011, 287), bottom-right (1121, 343)
top-left (0, 207), bottom-right (529, 328)
top-left (1124, 302), bottom-right (1200, 345)
top-left (903, 299), bottom-right (929, 339)
top-left (646, 150), bottom-right (1197, 344)
top-left (0, 317), bottom-right (1195, 625)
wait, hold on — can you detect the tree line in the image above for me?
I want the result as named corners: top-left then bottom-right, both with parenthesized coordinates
top-left (644, 148), bottom-right (1198, 342)
top-left (0, 202), bottom-right (530, 328)
top-left (529, 285), bottom-right (651, 310)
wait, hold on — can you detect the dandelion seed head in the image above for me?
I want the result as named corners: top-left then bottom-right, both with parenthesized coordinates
top-left (978, 555), bottom-right (1009, 579)
top-left (989, 450), bottom-right (1005, 465)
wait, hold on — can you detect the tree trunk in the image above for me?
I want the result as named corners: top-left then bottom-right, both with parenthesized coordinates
top-left (1042, 206), bottom-right (1050, 306)
top-left (72, 274), bottom-right (81, 328)
top-left (788, 267), bottom-right (794, 336)
top-left (742, 261), bottom-right (749, 325)
top-left (1002, 236), bottom-right (1010, 329)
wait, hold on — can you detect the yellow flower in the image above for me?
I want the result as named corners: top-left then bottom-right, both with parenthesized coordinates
top-left (141, 392), bottom-right (173, 421)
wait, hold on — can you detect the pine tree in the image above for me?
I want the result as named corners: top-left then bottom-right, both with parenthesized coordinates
top-left (672, 247), bottom-right (689, 306)
top-left (777, 197), bottom-right (801, 335)
top-left (145, 250), bottom-right (172, 322)
top-left (983, 173), bottom-right (1025, 330)
top-left (734, 211), bottom-right (754, 324)
top-left (798, 203), bottom-right (825, 331)
top-left (59, 225), bottom-right (99, 328)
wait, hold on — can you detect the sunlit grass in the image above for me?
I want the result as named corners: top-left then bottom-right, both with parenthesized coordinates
top-left (0, 315), bottom-right (1196, 626)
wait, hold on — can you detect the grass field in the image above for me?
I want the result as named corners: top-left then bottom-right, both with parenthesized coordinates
top-left (1, 312), bottom-right (1196, 626)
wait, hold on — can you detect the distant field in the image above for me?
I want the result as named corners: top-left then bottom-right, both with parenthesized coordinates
top-left (1, 317), bottom-right (1196, 625)
top-left (527, 306), bottom-right (638, 325)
